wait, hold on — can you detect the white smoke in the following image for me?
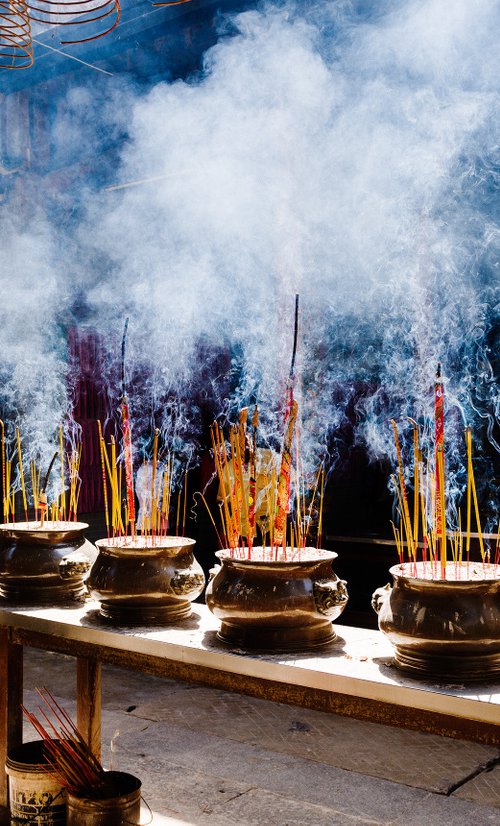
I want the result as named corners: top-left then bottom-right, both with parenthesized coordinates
top-left (0, 214), bottom-right (73, 495)
top-left (1, 0), bottom-right (499, 514)
top-left (71, 1), bottom-right (499, 489)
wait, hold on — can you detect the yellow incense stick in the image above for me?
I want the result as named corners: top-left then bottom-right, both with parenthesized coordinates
top-left (391, 522), bottom-right (404, 564)
top-left (408, 419), bottom-right (420, 557)
top-left (30, 461), bottom-right (37, 517)
top-left (233, 430), bottom-right (249, 538)
top-left (59, 425), bottom-right (66, 522)
top-left (97, 422), bottom-right (110, 537)
top-left (238, 408), bottom-right (248, 458)
top-left (175, 485), bottom-right (181, 536)
top-left (161, 465), bottom-right (171, 531)
top-left (293, 466), bottom-right (303, 548)
top-left (182, 467), bottom-right (188, 536)
top-left (436, 447), bottom-right (446, 576)
top-left (15, 427), bottom-right (28, 521)
top-left (5, 459), bottom-right (12, 522)
top-left (393, 475), bottom-right (414, 561)
top-left (151, 429), bottom-right (159, 535)
top-left (211, 425), bottom-right (236, 548)
top-left (465, 428), bottom-right (485, 562)
top-left (390, 420), bottom-right (413, 550)
top-left (110, 437), bottom-right (122, 534)
top-left (305, 463), bottom-right (322, 544)
top-left (318, 466), bottom-right (325, 548)
top-left (220, 428), bottom-right (239, 541)
top-left (197, 492), bottom-right (224, 549)
top-left (69, 447), bottom-right (82, 520)
top-left (0, 420), bottom-right (6, 523)
top-left (270, 466), bottom-right (277, 546)
top-left (420, 469), bottom-right (432, 561)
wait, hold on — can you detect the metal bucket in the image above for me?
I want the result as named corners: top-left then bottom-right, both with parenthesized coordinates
top-left (66, 771), bottom-right (141, 826)
top-left (6, 740), bottom-right (65, 824)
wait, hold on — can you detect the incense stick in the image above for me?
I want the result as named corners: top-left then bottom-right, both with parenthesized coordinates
top-left (0, 421), bottom-right (6, 523)
top-left (121, 318), bottom-right (136, 538)
top-left (15, 427), bottom-right (29, 522)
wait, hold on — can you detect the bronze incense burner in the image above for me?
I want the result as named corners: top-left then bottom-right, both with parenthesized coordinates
top-left (88, 536), bottom-right (205, 624)
top-left (206, 547), bottom-right (348, 651)
top-left (372, 561), bottom-right (500, 681)
top-left (0, 521), bottom-right (96, 603)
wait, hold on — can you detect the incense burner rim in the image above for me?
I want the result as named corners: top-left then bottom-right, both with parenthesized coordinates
top-left (0, 521), bottom-right (90, 542)
top-left (95, 535), bottom-right (196, 556)
top-left (390, 561), bottom-right (500, 586)
top-left (216, 547), bottom-right (338, 566)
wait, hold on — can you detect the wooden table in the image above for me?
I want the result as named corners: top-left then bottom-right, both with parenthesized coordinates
top-left (1, 601), bottom-right (499, 809)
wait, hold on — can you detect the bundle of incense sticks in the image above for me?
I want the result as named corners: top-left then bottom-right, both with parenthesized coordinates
top-left (99, 321), bottom-right (195, 543)
top-left (97, 420), bottom-right (189, 542)
top-left (208, 406), bottom-right (326, 558)
top-left (206, 295), bottom-right (326, 557)
top-left (0, 421), bottom-right (81, 525)
top-left (23, 688), bottom-right (107, 796)
top-left (390, 378), bottom-right (499, 577)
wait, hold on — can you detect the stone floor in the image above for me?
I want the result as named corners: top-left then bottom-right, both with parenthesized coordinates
top-left (18, 648), bottom-right (500, 825)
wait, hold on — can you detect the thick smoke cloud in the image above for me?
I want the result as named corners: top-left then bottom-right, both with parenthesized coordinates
top-left (0, 214), bottom-right (75, 492)
top-left (1, 0), bottom-right (499, 517)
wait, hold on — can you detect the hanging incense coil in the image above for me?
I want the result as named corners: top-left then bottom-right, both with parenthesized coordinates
top-left (26, 0), bottom-right (121, 45)
top-left (0, 0), bottom-right (33, 69)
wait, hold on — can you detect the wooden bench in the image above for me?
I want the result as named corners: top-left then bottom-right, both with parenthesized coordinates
top-left (1, 601), bottom-right (499, 811)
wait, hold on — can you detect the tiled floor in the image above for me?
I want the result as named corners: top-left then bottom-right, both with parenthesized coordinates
top-left (18, 648), bottom-right (500, 825)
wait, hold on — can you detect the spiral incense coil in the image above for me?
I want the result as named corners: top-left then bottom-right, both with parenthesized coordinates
top-left (0, 0), bottom-right (33, 69)
top-left (27, 0), bottom-right (121, 45)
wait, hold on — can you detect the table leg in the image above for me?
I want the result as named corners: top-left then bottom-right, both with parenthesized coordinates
top-left (0, 627), bottom-right (23, 809)
top-left (77, 657), bottom-right (102, 762)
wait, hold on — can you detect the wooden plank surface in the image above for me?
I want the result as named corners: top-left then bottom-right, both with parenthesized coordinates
top-left (0, 602), bottom-right (499, 745)
top-left (77, 657), bottom-right (102, 761)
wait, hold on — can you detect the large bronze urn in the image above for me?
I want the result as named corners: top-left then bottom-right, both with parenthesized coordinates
top-left (87, 536), bottom-right (205, 624)
top-left (206, 546), bottom-right (348, 651)
top-left (0, 521), bottom-right (96, 603)
top-left (372, 561), bottom-right (500, 681)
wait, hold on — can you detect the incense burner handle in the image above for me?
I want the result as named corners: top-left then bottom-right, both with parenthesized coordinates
top-left (171, 570), bottom-right (206, 597)
top-left (59, 552), bottom-right (92, 580)
top-left (371, 582), bottom-right (392, 615)
top-left (313, 578), bottom-right (348, 617)
top-left (207, 564), bottom-right (221, 584)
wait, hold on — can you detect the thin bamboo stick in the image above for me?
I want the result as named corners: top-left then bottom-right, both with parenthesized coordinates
top-left (182, 467), bottom-right (188, 536)
top-left (15, 427), bottom-right (28, 522)
top-left (465, 427), bottom-right (485, 562)
top-left (59, 424), bottom-right (66, 522)
top-left (97, 422), bottom-right (110, 538)
top-left (390, 420), bottom-right (413, 550)
top-left (151, 429), bottom-right (159, 536)
top-left (0, 420), bottom-right (6, 523)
